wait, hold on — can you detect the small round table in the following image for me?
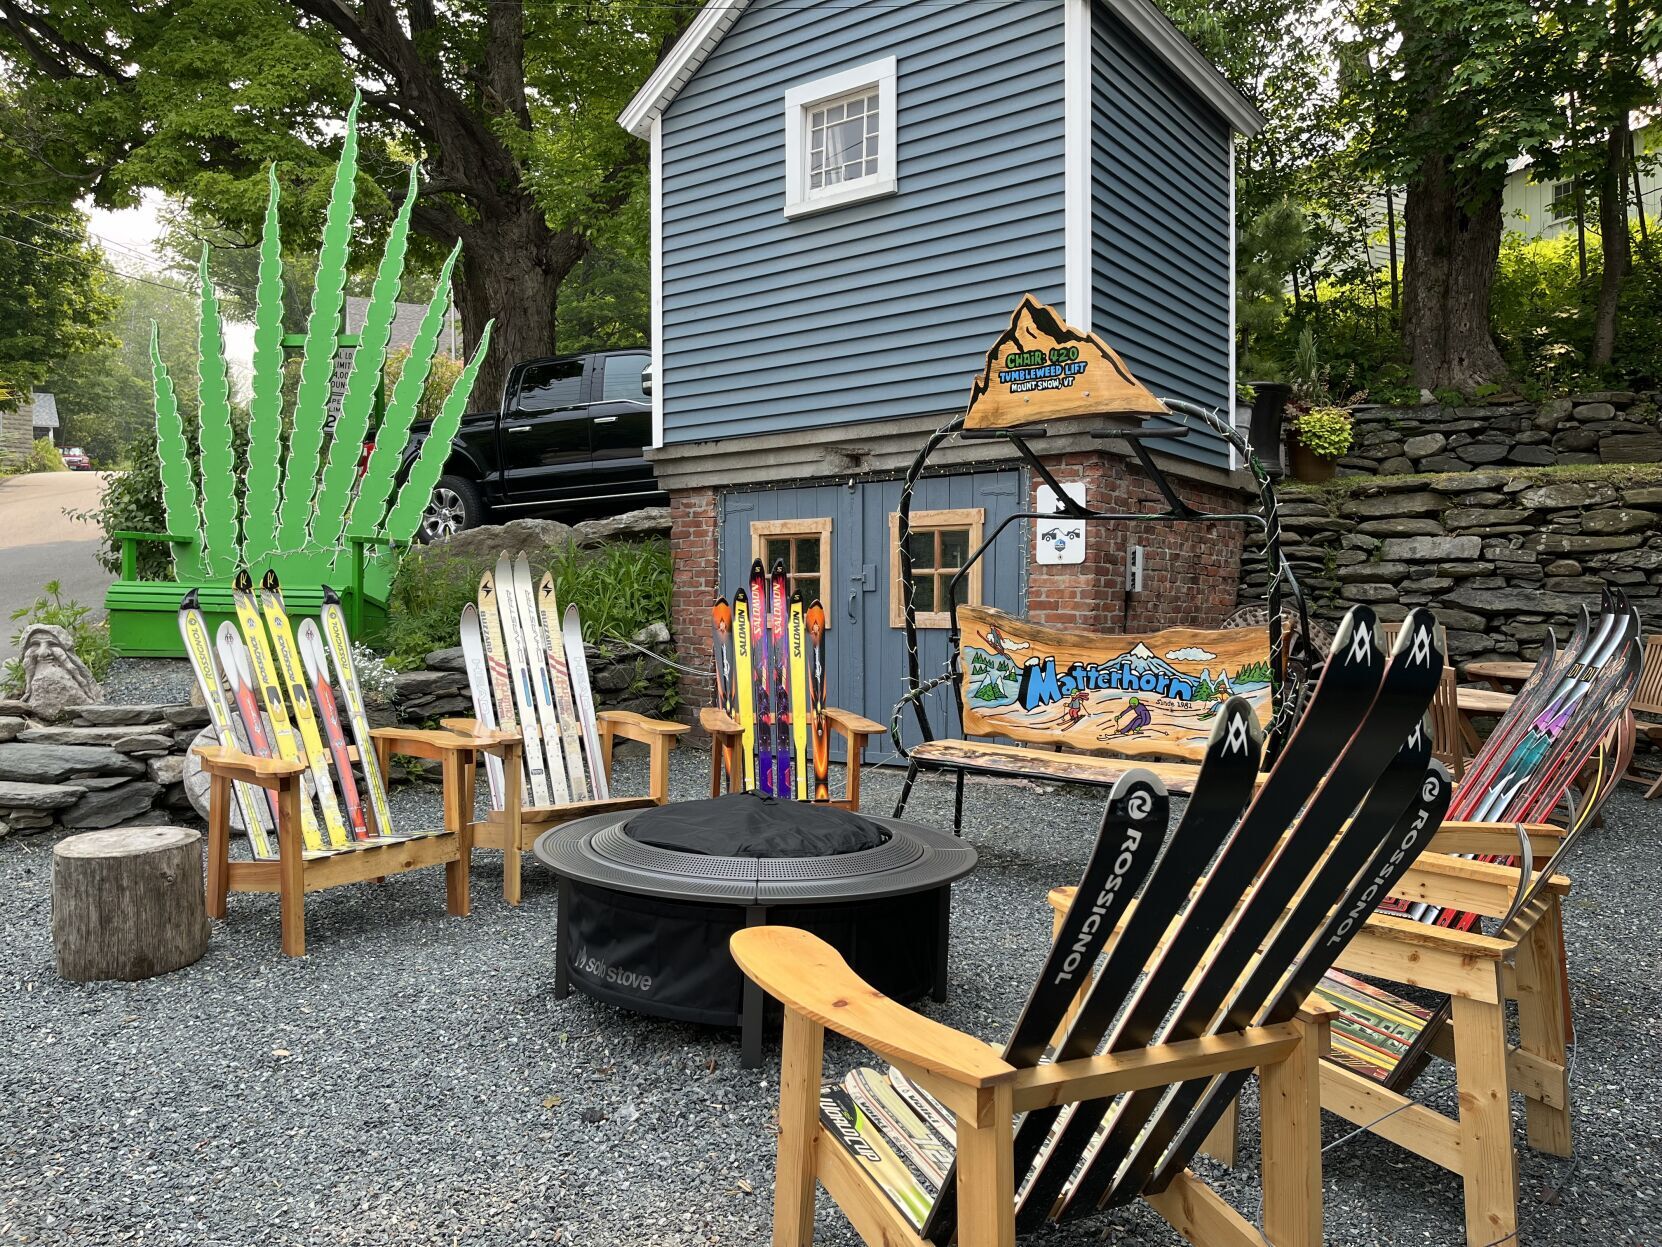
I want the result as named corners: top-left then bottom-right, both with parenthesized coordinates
top-left (536, 809), bottom-right (977, 1067)
top-left (1464, 660), bottom-right (1537, 692)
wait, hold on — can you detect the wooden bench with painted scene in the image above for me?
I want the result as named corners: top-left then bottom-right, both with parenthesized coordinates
top-left (893, 605), bottom-right (1274, 831)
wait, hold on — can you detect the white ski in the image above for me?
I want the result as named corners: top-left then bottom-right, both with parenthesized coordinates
top-left (319, 587), bottom-right (399, 841)
top-left (478, 568), bottom-right (534, 804)
top-left (535, 572), bottom-right (590, 801)
top-left (510, 553), bottom-right (571, 805)
top-left (296, 617), bottom-right (369, 841)
top-left (179, 592), bottom-right (273, 858)
top-left (460, 603), bottom-right (507, 808)
top-left (562, 603), bottom-right (610, 800)
top-left (492, 554), bottom-right (553, 808)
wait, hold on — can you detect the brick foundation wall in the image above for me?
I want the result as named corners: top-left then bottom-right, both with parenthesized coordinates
top-left (668, 487), bottom-right (720, 716)
top-left (1026, 452), bottom-right (1247, 633)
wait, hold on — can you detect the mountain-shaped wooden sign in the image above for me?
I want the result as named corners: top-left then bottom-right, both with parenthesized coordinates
top-left (964, 295), bottom-right (1167, 430)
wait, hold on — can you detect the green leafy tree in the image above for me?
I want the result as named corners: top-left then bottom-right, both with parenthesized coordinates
top-left (0, 201), bottom-right (114, 400)
top-left (0, 0), bottom-right (696, 400)
top-left (1236, 199), bottom-right (1307, 376)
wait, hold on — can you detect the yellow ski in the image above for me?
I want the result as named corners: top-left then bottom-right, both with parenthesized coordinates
top-left (179, 591), bottom-right (273, 858)
top-left (230, 570), bottom-right (328, 852)
top-left (256, 572), bottom-right (351, 849)
top-left (788, 591), bottom-right (810, 801)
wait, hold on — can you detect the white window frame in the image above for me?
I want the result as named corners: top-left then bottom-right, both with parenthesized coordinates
top-left (783, 56), bottom-right (897, 219)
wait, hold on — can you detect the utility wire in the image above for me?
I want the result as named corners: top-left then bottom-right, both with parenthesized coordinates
top-left (0, 203), bottom-right (167, 271)
top-left (0, 227), bottom-right (197, 298)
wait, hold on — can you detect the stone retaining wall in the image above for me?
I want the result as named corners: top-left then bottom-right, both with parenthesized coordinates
top-left (1336, 393), bottom-right (1660, 477)
top-left (1240, 466), bottom-right (1662, 664)
top-left (0, 703), bottom-right (209, 838)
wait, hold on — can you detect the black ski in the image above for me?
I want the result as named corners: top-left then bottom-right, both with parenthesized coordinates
top-left (1117, 714), bottom-right (1439, 1198)
top-left (1062, 609), bottom-right (1444, 1217)
top-left (917, 768), bottom-right (1171, 1245)
top-left (950, 697), bottom-right (1265, 1240)
top-left (1011, 604), bottom-right (1391, 1228)
top-left (1144, 754), bottom-right (1456, 1194)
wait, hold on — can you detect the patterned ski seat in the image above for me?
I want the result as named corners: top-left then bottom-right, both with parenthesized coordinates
top-left (818, 1067), bottom-right (956, 1229)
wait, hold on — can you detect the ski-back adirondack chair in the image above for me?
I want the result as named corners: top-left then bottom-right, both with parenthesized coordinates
top-left (1622, 632), bottom-right (1662, 796)
top-left (890, 297), bottom-right (1317, 835)
top-left (186, 586), bottom-right (485, 958)
top-left (700, 579), bottom-right (884, 809)
top-left (739, 608), bottom-right (1455, 1247)
top-left (107, 95), bottom-right (491, 656)
top-left (1183, 596), bottom-right (1644, 1247)
top-left (448, 561), bottom-right (689, 906)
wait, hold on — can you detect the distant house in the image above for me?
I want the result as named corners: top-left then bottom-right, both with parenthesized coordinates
top-left (1502, 121), bottom-right (1660, 242)
top-left (618, 0), bottom-right (1262, 730)
top-left (29, 391), bottom-right (59, 445)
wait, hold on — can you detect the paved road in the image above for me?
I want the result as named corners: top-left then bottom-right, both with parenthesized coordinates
top-left (0, 471), bottom-right (114, 662)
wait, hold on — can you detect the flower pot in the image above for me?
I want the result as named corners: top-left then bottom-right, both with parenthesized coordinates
top-left (1288, 440), bottom-right (1337, 483)
top-left (1245, 382), bottom-right (1291, 477)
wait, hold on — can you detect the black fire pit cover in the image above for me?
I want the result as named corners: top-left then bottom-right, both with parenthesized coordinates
top-left (624, 792), bottom-right (890, 858)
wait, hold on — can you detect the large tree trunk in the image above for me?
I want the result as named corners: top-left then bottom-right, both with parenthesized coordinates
top-left (1402, 153), bottom-right (1508, 390)
top-left (448, 198), bottom-right (590, 402)
top-left (1590, 117), bottom-right (1633, 366)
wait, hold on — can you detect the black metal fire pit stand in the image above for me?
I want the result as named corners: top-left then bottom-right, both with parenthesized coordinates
top-left (538, 811), bottom-right (976, 1068)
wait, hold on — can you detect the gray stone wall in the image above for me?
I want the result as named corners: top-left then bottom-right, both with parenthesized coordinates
top-left (1241, 467), bottom-right (1662, 665)
top-left (0, 703), bottom-right (209, 838)
top-left (0, 403), bottom-right (34, 469)
top-left (1337, 393), bottom-right (1661, 477)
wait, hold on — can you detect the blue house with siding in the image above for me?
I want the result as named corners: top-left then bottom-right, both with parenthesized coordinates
top-left (618, 0), bottom-right (1263, 733)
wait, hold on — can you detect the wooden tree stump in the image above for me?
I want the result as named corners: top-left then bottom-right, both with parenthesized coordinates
top-left (52, 826), bottom-right (208, 982)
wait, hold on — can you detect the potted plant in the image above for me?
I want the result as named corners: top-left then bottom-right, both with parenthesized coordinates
top-left (1286, 405), bottom-right (1354, 482)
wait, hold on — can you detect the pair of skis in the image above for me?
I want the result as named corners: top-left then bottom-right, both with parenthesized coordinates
top-left (179, 573), bottom-right (398, 858)
top-left (712, 559), bottom-right (828, 800)
top-left (459, 552), bottom-right (607, 811)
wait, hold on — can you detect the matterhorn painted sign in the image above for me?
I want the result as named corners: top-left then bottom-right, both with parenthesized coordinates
top-left (963, 295), bottom-right (1169, 430)
top-left (956, 605), bottom-right (1272, 762)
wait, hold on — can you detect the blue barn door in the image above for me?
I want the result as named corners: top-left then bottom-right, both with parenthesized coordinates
top-left (719, 469), bottom-right (1025, 764)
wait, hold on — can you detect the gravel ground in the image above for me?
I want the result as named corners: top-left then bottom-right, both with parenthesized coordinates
top-left (99, 658), bottom-right (199, 707)
top-left (2, 747), bottom-right (1658, 1246)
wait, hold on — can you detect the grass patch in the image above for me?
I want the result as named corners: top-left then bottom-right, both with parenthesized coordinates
top-left (376, 538), bottom-right (673, 671)
top-left (1, 580), bottom-right (115, 696)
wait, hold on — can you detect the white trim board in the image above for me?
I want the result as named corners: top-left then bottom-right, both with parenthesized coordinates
top-left (618, 0), bottom-right (1261, 139)
top-left (1064, 0), bottom-right (1093, 331)
top-left (650, 113), bottom-right (665, 449)
top-left (782, 57), bottom-right (898, 219)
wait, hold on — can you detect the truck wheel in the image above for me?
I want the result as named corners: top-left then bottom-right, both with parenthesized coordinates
top-left (420, 475), bottom-right (487, 542)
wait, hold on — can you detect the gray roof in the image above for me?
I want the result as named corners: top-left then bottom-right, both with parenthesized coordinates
top-left (343, 296), bottom-right (462, 355)
top-left (29, 392), bottom-right (58, 428)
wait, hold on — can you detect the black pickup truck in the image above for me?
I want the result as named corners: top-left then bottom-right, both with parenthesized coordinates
top-left (405, 348), bottom-right (665, 539)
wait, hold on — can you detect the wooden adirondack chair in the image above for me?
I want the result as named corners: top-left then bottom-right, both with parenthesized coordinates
top-left (1622, 633), bottom-right (1662, 796)
top-left (737, 700), bottom-right (1450, 1247)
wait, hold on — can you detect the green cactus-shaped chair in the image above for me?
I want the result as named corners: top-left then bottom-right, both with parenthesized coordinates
top-left (104, 94), bottom-right (493, 655)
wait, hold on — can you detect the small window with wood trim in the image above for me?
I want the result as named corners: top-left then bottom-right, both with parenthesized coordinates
top-left (889, 508), bottom-right (984, 628)
top-left (751, 518), bottom-right (832, 613)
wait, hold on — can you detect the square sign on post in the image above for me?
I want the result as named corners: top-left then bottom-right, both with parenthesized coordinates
top-left (1035, 482), bottom-right (1088, 565)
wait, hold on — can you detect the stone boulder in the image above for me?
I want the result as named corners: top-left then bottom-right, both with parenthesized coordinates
top-left (423, 517), bottom-right (575, 564)
top-left (61, 781), bottom-right (164, 829)
top-left (0, 744), bottom-right (146, 783)
top-left (571, 507), bottom-right (672, 548)
top-left (18, 625), bottom-right (102, 722)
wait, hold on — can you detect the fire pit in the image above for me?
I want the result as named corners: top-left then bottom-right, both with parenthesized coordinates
top-left (533, 794), bottom-right (977, 1066)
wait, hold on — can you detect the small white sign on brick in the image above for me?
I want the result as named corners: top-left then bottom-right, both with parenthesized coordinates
top-left (1034, 482), bottom-right (1088, 565)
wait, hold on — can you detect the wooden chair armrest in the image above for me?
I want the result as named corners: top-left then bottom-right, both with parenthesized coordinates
top-left (699, 706), bottom-right (742, 737)
top-left (1407, 850), bottom-right (1571, 896)
top-left (597, 710), bottom-right (690, 743)
top-left (440, 716), bottom-right (479, 735)
top-left (731, 927), bottom-right (1015, 1089)
top-left (371, 725), bottom-right (506, 759)
top-left (1430, 819), bottom-right (1566, 858)
top-left (192, 745), bottom-right (305, 789)
top-left (1360, 912), bottom-right (1514, 959)
top-left (820, 706), bottom-right (885, 736)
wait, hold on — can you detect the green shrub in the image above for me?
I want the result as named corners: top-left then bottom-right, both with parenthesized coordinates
top-left (377, 537), bottom-right (673, 671)
top-left (1, 580), bottom-right (116, 695)
top-left (66, 436), bottom-right (170, 578)
top-left (25, 438), bottom-right (67, 473)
